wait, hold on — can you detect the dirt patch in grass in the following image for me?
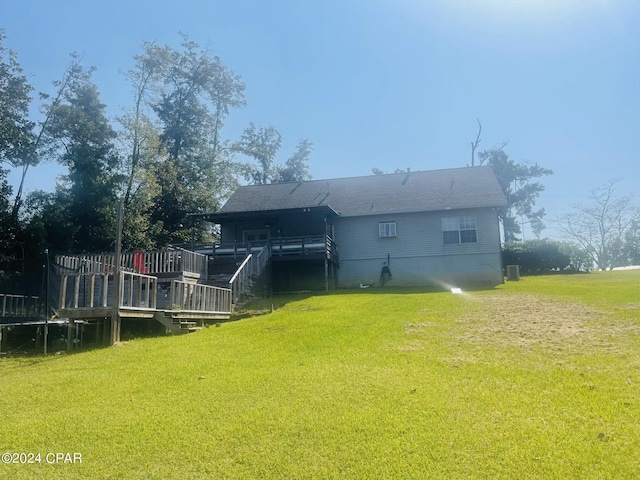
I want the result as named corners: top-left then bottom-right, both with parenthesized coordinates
top-left (461, 295), bottom-right (603, 346)
top-left (454, 294), bottom-right (606, 350)
top-left (619, 302), bottom-right (640, 311)
top-left (404, 322), bottom-right (438, 335)
top-left (400, 294), bottom-right (640, 356)
top-left (451, 294), bottom-right (640, 357)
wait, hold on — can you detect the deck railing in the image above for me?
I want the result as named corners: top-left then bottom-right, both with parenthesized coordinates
top-left (55, 247), bottom-right (207, 278)
top-left (120, 272), bottom-right (158, 311)
top-left (1, 294), bottom-right (44, 318)
top-left (169, 280), bottom-right (232, 314)
top-left (213, 235), bottom-right (337, 263)
top-left (59, 271), bottom-right (158, 311)
top-left (59, 273), bottom-right (111, 309)
top-left (58, 272), bottom-right (231, 315)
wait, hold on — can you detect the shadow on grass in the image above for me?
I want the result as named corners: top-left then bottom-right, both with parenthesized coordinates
top-left (233, 283), bottom-right (503, 318)
top-left (329, 284), bottom-right (501, 296)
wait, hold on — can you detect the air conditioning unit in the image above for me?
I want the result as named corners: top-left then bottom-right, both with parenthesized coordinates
top-left (506, 264), bottom-right (520, 281)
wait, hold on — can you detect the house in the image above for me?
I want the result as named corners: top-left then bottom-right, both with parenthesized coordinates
top-left (202, 166), bottom-right (507, 291)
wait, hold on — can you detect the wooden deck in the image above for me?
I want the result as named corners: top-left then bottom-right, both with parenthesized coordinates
top-left (1, 294), bottom-right (46, 325)
top-left (56, 247), bottom-right (208, 279)
top-left (3, 237), bottom-right (334, 350)
top-left (1, 247), bottom-right (234, 352)
top-left (57, 270), bottom-right (232, 327)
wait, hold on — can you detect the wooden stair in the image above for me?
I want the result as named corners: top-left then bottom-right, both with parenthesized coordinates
top-left (153, 311), bottom-right (203, 334)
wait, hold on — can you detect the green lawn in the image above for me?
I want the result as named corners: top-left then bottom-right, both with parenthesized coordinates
top-left (1, 271), bottom-right (639, 479)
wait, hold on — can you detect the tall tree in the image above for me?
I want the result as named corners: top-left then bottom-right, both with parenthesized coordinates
top-left (10, 54), bottom-right (87, 220)
top-left (119, 41), bottom-right (169, 209)
top-left (0, 29), bottom-right (34, 166)
top-left (557, 179), bottom-right (639, 270)
top-left (0, 29), bottom-right (36, 221)
top-left (274, 139), bottom-right (313, 183)
top-left (235, 123), bottom-right (282, 185)
top-left (624, 219), bottom-right (640, 265)
top-left (371, 167), bottom-right (410, 175)
top-left (131, 34), bottom-right (245, 245)
top-left (0, 166), bottom-right (15, 264)
top-left (117, 42), bottom-right (171, 250)
top-left (0, 30), bottom-right (33, 267)
top-left (470, 119), bottom-right (481, 167)
top-left (37, 63), bottom-right (121, 252)
top-left (235, 123), bottom-right (313, 185)
top-left (478, 148), bottom-right (553, 242)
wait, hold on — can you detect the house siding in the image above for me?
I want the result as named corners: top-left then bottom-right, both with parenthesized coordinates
top-left (334, 208), bottom-right (503, 287)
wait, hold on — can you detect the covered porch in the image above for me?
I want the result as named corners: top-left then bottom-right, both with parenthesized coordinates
top-left (198, 206), bottom-right (340, 292)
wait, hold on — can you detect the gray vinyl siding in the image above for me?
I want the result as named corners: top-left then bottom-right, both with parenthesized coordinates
top-left (334, 208), bottom-right (503, 287)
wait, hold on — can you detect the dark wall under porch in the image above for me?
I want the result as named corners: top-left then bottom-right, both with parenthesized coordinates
top-left (271, 259), bottom-right (335, 292)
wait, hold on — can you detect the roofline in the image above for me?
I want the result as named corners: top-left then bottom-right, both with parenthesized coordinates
top-left (228, 165), bottom-right (494, 189)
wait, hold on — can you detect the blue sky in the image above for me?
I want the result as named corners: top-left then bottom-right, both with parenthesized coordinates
top-left (3, 0), bottom-right (639, 239)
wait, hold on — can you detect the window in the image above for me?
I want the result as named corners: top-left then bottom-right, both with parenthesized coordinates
top-left (379, 222), bottom-right (397, 238)
top-left (442, 216), bottom-right (477, 244)
top-left (243, 229), bottom-right (270, 243)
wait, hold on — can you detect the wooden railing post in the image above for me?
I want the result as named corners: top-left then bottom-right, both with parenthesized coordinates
top-left (102, 274), bottom-right (109, 307)
top-left (73, 274), bottom-right (81, 308)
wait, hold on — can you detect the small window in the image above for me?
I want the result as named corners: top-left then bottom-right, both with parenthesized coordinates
top-left (442, 216), bottom-right (477, 244)
top-left (379, 222), bottom-right (397, 238)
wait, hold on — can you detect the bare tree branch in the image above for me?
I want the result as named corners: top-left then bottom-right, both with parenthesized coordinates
top-left (470, 119), bottom-right (481, 167)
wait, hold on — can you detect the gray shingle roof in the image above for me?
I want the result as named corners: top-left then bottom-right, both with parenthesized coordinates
top-left (217, 166), bottom-right (507, 217)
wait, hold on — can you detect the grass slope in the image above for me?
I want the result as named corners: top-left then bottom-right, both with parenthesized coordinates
top-left (1, 271), bottom-right (639, 479)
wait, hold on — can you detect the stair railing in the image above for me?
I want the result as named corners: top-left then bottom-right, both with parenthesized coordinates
top-left (228, 243), bottom-right (271, 306)
top-left (229, 254), bottom-right (252, 306)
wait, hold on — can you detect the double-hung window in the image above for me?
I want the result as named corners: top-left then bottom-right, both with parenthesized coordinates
top-left (379, 222), bottom-right (397, 238)
top-left (442, 216), bottom-right (477, 244)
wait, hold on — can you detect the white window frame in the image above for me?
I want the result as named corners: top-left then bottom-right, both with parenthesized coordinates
top-left (243, 229), bottom-right (270, 243)
top-left (379, 221), bottom-right (397, 238)
top-left (442, 216), bottom-right (477, 244)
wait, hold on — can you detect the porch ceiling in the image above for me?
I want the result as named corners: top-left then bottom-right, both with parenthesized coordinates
top-left (195, 205), bottom-right (338, 224)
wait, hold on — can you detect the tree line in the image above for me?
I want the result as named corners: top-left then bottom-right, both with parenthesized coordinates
top-left (1, 31), bottom-right (312, 275)
top-left (463, 123), bottom-right (639, 271)
top-left (2, 29), bottom-right (638, 280)
top-left (373, 122), bottom-right (640, 272)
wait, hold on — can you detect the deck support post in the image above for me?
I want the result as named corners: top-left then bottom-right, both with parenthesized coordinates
top-left (324, 257), bottom-right (329, 292)
top-left (44, 249), bottom-right (50, 356)
top-left (110, 202), bottom-right (123, 345)
top-left (67, 319), bottom-right (74, 353)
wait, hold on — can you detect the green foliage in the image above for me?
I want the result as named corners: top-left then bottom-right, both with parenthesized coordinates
top-left (503, 238), bottom-right (591, 274)
top-left (274, 138), bottom-right (313, 183)
top-left (0, 29), bottom-right (34, 168)
top-left (479, 148), bottom-right (553, 242)
top-left (371, 167), bottom-right (410, 175)
top-left (31, 61), bottom-right (121, 252)
top-left (624, 219), bottom-right (640, 265)
top-left (132, 35), bottom-right (245, 246)
top-left (235, 122), bottom-right (313, 184)
top-left (0, 166), bottom-right (15, 264)
top-left (235, 122), bottom-right (282, 184)
top-left (1, 29), bottom-right (312, 261)
top-left (1, 271), bottom-right (640, 478)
